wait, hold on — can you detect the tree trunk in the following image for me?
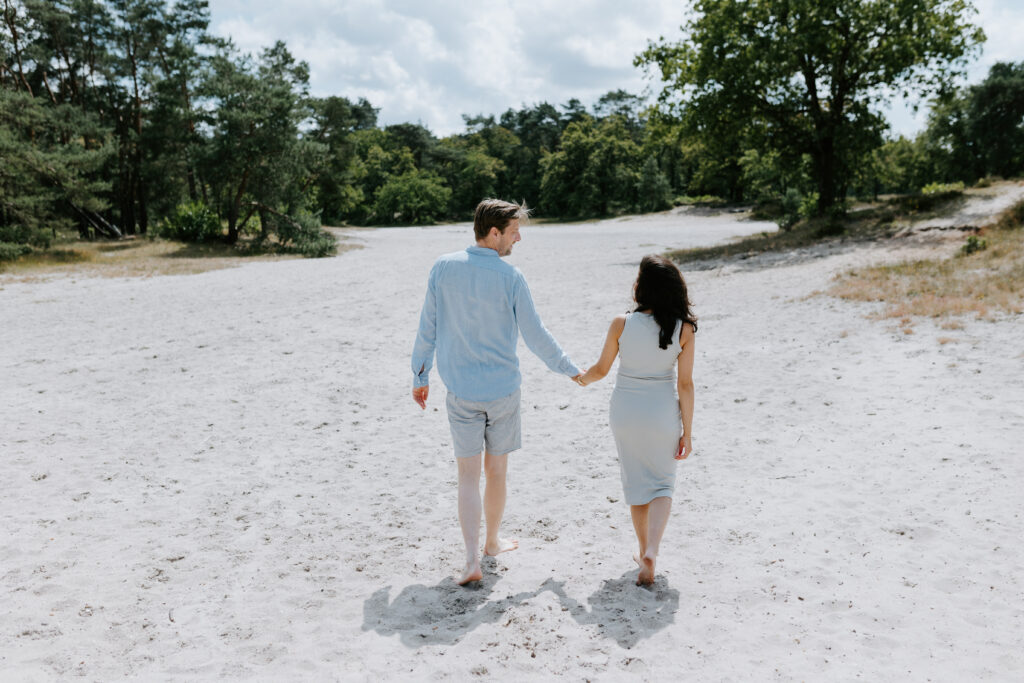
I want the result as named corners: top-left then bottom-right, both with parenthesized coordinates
top-left (186, 156), bottom-right (198, 201)
top-left (130, 35), bottom-right (148, 234)
top-left (121, 146), bottom-right (136, 235)
top-left (183, 78), bottom-right (198, 201)
top-left (3, 0), bottom-right (33, 96)
top-left (258, 208), bottom-right (269, 242)
top-left (814, 137), bottom-right (837, 216)
top-left (137, 175), bottom-right (149, 234)
top-left (227, 170), bottom-right (251, 244)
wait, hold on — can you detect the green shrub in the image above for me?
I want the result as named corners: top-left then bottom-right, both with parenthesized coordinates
top-left (777, 188), bottom-right (804, 230)
top-left (799, 191), bottom-right (820, 219)
top-left (960, 235), bottom-right (987, 255)
top-left (296, 230), bottom-right (337, 258)
top-left (372, 170), bottom-right (451, 224)
top-left (994, 198), bottom-right (1024, 231)
top-left (920, 181), bottom-right (965, 196)
top-left (160, 202), bottom-right (222, 242)
top-left (636, 157), bottom-right (673, 212)
top-left (273, 210), bottom-right (337, 258)
top-left (673, 194), bottom-right (723, 206)
top-left (0, 224), bottom-right (51, 249)
top-left (0, 241), bottom-right (33, 262)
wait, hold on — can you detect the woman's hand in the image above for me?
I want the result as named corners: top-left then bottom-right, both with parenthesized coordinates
top-left (676, 434), bottom-right (692, 460)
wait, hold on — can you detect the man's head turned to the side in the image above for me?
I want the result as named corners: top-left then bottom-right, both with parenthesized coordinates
top-left (474, 199), bottom-right (530, 257)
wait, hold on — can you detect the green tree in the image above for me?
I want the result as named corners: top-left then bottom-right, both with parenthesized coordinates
top-left (198, 41), bottom-right (323, 243)
top-left (499, 101), bottom-right (564, 203)
top-left (308, 95), bottom-right (377, 223)
top-left (435, 137), bottom-right (506, 217)
top-left (384, 122), bottom-right (436, 169)
top-left (540, 116), bottom-right (641, 217)
top-left (593, 89), bottom-right (646, 135)
top-left (0, 89), bottom-right (111, 246)
top-left (636, 156), bottom-right (672, 212)
top-left (638, 0), bottom-right (984, 215)
top-left (851, 135), bottom-right (932, 197)
top-left (143, 0), bottom-right (218, 217)
top-left (372, 169), bottom-right (451, 224)
top-left (965, 62), bottom-right (1024, 178)
top-left (343, 128), bottom-right (421, 222)
top-left (3, 0), bottom-right (122, 237)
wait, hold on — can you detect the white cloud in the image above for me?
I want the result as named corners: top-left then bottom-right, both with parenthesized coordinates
top-left (206, 0), bottom-right (1020, 137)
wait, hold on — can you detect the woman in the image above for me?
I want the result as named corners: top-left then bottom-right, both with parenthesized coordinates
top-left (575, 254), bottom-right (696, 585)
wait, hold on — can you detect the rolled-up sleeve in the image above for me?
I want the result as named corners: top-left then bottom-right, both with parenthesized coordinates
top-left (411, 266), bottom-right (438, 387)
top-left (512, 273), bottom-right (581, 377)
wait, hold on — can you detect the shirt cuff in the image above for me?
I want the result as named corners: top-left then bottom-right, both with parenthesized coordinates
top-left (413, 373), bottom-right (430, 388)
top-left (563, 359), bottom-right (582, 377)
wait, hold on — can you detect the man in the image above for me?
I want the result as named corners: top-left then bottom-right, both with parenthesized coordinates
top-left (412, 198), bottom-right (581, 585)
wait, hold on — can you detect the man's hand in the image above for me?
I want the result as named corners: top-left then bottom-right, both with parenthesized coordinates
top-left (412, 385), bottom-right (429, 410)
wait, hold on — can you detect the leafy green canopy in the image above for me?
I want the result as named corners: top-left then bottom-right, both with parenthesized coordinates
top-left (637, 0), bottom-right (984, 215)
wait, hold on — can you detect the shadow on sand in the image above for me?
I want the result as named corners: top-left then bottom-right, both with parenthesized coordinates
top-left (362, 561), bottom-right (679, 649)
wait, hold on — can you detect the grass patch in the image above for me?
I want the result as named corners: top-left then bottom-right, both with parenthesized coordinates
top-left (0, 232), bottom-right (360, 280)
top-left (673, 194), bottom-right (727, 207)
top-left (667, 206), bottom-right (896, 264)
top-left (828, 199), bottom-right (1024, 324)
top-left (667, 190), bottom-right (970, 265)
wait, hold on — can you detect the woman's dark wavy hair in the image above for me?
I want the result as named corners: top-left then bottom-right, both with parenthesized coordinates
top-left (633, 254), bottom-right (697, 349)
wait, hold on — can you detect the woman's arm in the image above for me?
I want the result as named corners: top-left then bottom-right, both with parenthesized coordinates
top-left (576, 315), bottom-right (627, 385)
top-left (676, 322), bottom-right (696, 459)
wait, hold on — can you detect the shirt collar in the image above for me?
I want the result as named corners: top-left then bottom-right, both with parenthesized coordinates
top-left (467, 245), bottom-right (499, 257)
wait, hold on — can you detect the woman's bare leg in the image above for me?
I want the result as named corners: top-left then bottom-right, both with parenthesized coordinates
top-left (638, 496), bottom-right (672, 585)
top-left (483, 452), bottom-right (518, 556)
top-left (630, 503), bottom-right (649, 563)
top-left (457, 454), bottom-right (483, 584)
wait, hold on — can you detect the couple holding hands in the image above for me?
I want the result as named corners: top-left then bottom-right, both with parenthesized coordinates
top-left (412, 199), bottom-right (696, 587)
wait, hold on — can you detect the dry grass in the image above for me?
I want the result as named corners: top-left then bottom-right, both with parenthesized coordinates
top-left (667, 202), bottom-right (910, 264)
top-left (828, 200), bottom-right (1024, 325)
top-left (0, 234), bottom-right (360, 281)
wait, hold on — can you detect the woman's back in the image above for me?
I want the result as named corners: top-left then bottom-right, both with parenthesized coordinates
top-left (610, 311), bottom-right (683, 506)
top-left (616, 312), bottom-right (682, 382)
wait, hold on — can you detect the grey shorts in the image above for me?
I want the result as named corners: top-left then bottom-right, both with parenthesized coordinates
top-left (445, 389), bottom-right (522, 459)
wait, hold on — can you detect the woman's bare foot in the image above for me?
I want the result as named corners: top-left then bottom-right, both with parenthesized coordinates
top-left (484, 537), bottom-right (519, 556)
top-left (458, 562), bottom-right (483, 585)
top-left (636, 553), bottom-right (655, 586)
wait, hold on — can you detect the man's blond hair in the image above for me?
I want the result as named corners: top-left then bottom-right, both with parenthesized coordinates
top-left (473, 199), bottom-right (530, 241)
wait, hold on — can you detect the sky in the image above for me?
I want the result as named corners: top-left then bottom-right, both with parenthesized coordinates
top-left (207, 0), bottom-right (1023, 138)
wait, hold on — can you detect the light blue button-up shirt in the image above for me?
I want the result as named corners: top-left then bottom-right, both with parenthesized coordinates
top-left (412, 245), bottom-right (580, 402)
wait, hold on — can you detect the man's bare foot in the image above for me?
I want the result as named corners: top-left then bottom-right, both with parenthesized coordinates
top-left (636, 553), bottom-right (655, 586)
top-left (483, 537), bottom-right (519, 556)
top-left (458, 562), bottom-right (483, 585)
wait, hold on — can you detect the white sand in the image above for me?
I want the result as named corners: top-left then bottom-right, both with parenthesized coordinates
top-left (2, 206), bottom-right (1022, 680)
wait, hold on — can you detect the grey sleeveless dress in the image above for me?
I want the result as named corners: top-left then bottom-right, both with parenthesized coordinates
top-left (609, 312), bottom-right (683, 505)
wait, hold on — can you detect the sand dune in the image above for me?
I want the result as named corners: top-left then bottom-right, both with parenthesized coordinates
top-left (2, 207), bottom-right (1022, 680)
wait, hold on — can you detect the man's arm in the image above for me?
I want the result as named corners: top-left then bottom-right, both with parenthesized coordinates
top-left (411, 266), bottom-right (438, 408)
top-left (513, 273), bottom-right (581, 377)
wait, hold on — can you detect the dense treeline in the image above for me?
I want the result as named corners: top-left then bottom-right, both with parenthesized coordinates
top-left (2, 0), bottom-right (1023, 258)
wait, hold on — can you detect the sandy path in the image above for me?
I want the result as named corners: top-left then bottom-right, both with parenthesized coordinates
top-left (2, 210), bottom-right (1022, 680)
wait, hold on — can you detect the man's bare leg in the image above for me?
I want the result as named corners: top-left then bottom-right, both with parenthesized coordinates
top-left (483, 452), bottom-right (518, 556)
top-left (637, 496), bottom-right (672, 585)
top-left (457, 454), bottom-right (483, 585)
top-left (630, 503), bottom-right (649, 568)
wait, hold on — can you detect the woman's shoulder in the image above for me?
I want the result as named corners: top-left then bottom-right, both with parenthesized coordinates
top-left (678, 319), bottom-right (696, 346)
